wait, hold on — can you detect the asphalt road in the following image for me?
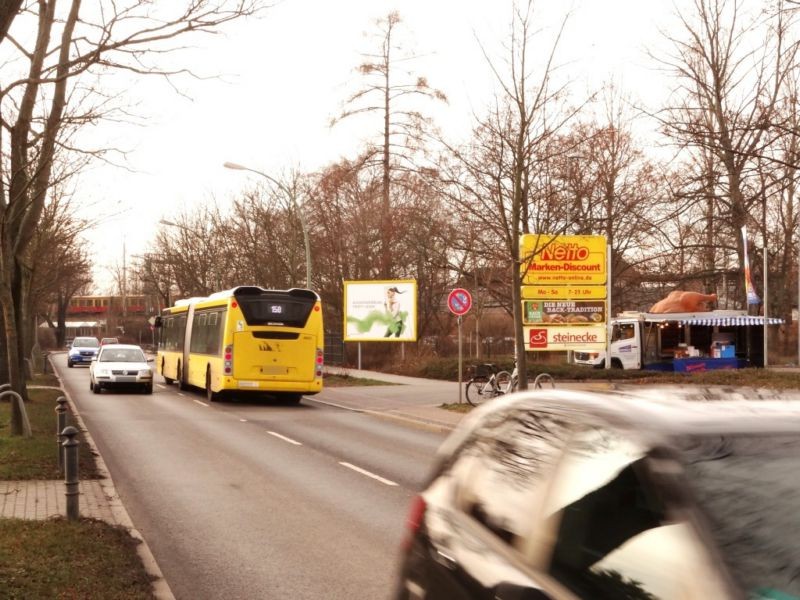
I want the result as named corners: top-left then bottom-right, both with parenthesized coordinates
top-left (55, 355), bottom-right (447, 600)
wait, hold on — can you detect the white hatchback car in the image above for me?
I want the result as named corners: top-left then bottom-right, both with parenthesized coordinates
top-left (89, 344), bottom-right (154, 394)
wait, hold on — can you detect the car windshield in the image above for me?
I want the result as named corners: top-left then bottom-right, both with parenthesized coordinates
top-left (73, 338), bottom-right (99, 347)
top-left (678, 433), bottom-right (800, 598)
top-left (100, 349), bottom-right (145, 362)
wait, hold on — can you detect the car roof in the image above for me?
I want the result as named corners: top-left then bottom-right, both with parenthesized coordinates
top-left (450, 388), bottom-right (800, 450)
top-left (98, 344), bottom-right (143, 351)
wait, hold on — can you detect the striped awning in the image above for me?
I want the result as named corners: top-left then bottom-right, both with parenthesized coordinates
top-left (679, 316), bottom-right (785, 326)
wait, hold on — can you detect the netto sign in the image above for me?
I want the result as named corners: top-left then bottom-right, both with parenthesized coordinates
top-left (520, 234), bottom-right (607, 285)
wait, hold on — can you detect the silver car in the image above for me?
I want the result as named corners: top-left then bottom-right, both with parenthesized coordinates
top-left (89, 344), bottom-right (154, 394)
top-left (395, 389), bottom-right (800, 600)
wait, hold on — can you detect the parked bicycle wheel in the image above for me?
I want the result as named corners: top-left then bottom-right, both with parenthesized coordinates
top-left (495, 370), bottom-right (512, 394)
top-left (465, 377), bottom-right (489, 406)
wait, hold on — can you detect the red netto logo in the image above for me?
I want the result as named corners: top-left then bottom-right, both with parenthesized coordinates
top-left (541, 243), bottom-right (590, 261)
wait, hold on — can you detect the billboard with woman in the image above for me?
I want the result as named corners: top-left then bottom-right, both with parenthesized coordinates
top-left (343, 279), bottom-right (417, 342)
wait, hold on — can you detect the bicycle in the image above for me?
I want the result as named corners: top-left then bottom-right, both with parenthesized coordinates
top-left (502, 366), bottom-right (519, 394)
top-left (465, 363), bottom-right (512, 406)
top-left (499, 366), bottom-right (556, 393)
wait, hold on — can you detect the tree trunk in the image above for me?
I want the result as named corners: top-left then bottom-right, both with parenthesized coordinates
top-left (0, 310), bottom-right (8, 384)
top-left (1, 282), bottom-right (24, 434)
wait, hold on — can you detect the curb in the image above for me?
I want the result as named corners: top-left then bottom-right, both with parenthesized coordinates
top-left (305, 396), bottom-right (459, 434)
top-left (365, 409), bottom-right (459, 433)
top-left (51, 357), bottom-right (175, 600)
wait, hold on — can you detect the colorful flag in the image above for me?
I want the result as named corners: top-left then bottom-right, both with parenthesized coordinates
top-left (741, 226), bottom-right (761, 305)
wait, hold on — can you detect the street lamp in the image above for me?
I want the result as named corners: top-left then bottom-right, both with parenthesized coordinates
top-left (223, 161), bottom-right (312, 288)
top-left (159, 218), bottom-right (188, 231)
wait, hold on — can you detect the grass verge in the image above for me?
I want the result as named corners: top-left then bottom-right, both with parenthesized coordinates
top-left (0, 518), bottom-right (155, 599)
top-left (323, 372), bottom-right (398, 387)
top-left (439, 402), bottom-right (474, 413)
top-left (382, 356), bottom-right (800, 390)
top-left (0, 387), bottom-right (101, 480)
top-left (1, 381), bottom-right (155, 599)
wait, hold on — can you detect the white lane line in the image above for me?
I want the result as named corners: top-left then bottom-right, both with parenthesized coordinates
top-left (339, 462), bottom-right (398, 486)
top-left (156, 384), bottom-right (167, 389)
top-left (177, 393), bottom-right (186, 397)
top-left (240, 419), bottom-right (248, 422)
top-left (193, 400), bottom-right (209, 407)
top-left (267, 431), bottom-right (302, 446)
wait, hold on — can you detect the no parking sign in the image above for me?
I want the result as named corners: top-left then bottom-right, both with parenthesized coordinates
top-left (447, 288), bottom-right (472, 316)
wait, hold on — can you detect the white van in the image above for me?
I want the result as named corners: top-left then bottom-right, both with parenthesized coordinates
top-left (573, 310), bottom-right (778, 370)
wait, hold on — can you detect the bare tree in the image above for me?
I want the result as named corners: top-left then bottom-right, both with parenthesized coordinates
top-left (0, 1), bottom-right (259, 431)
top-left (332, 11), bottom-right (447, 278)
top-left (26, 185), bottom-right (92, 349)
top-left (560, 91), bottom-right (668, 313)
top-left (655, 0), bottom-right (798, 309)
top-left (153, 206), bottom-right (229, 299)
top-left (445, 1), bottom-right (576, 389)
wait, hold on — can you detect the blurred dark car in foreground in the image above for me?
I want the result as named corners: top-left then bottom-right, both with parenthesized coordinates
top-left (395, 389), bottom-right (800, 600)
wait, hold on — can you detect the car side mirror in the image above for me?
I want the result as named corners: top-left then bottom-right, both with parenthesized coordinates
top-left (147, 358), bottom-right (154, 363)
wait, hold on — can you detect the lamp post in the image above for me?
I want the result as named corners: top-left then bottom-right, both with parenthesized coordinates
top-left (223, 161), bottom-right (312, 288)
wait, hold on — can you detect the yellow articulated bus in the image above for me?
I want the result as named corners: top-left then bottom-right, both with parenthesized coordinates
top-left (155, 286), bottom-right (323, 402)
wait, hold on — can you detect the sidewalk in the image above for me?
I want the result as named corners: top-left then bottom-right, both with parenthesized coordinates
top-left (0, 479), bottom-right (125, 523)
top-left (4, 383), bottom-right (175, 600)
top-left (320, 366), bottom-right (466, 431)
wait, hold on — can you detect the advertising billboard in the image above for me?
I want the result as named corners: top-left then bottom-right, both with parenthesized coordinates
top-left (343, 279), bottom-right (417, 342)
top-left (525, 325), bottom-right (607, 351)
top-left (523, 300), bottom-right (606, 325)
top-left (520, 234), bottom-right (607, 285)
top-left (520, 234), bottom-right (609, 352)
top-left (521, 284), bottom-right (607, 300)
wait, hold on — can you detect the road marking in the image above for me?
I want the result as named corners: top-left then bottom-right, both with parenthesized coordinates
top-left (193, 400), bottom-right (209, 407)
top-left (339, 462), bottom-right (398, 486)
top-left (240, 419), bottom-right (248, 422)
top-left (267, 431), bottom-right (302, 446)
top-left (156, 384), bottom-right (167, 389)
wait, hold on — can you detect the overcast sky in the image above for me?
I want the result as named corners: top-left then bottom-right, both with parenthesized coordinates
top-left (80, 0), bottom-right (680, 292)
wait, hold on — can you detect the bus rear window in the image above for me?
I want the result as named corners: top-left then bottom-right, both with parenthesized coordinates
top-left (236, 294), bottom-right (315, 327)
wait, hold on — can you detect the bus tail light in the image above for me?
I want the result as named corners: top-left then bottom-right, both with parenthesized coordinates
top-left (315, 348), bottom-right (323, 378)
top-left (224, 345), bottom-right (233, 375)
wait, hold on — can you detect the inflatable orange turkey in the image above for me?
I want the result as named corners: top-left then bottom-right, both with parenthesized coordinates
top-left (649, 291), bottom-right (717, 313)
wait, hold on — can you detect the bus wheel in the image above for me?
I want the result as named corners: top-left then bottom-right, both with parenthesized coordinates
top-left (177, 362), bottom-right (188, 391)
top-left (206, 370), bottom-right (219, 402)
top-left (162, 358), bottom-right (174, 385)
top-left (280, 393), bottom-right (302, 405)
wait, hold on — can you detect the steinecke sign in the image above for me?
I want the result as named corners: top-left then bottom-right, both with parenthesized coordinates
top-left (525, 325), bottom-right (607, 351)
